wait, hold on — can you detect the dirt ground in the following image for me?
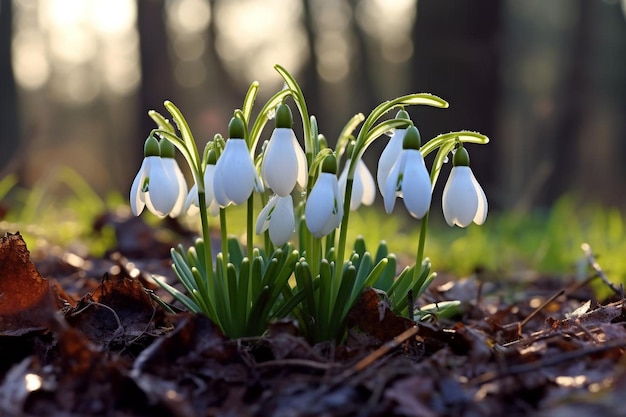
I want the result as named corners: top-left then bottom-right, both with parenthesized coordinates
top-left (1, 213), bottom-right (626, 417)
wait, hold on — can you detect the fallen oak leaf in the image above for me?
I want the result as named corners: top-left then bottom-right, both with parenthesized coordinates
top-left (0, 232), bottom-right (67, 335)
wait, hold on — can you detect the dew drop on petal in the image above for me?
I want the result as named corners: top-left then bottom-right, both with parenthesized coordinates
top-left (384, 128), bottom-right (395, 137)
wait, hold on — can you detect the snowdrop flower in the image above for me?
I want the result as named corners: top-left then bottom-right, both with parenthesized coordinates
top-left (130, 137), bottom-right (187, 218)
top-left (261, 104), bottom-right (307, 196)
top-left (256, 194), bottom-right (295, 246)
top-left (442, 146), bottom-right (487, 227)
top-left (213, 117), bottom-right (264, 206)
top-left (377, 109), bottom-right (411, 195)
top-left (184, 150), bottom-right (220, 217)
top-left (383, 126), bottom-right (432, 219)
top-left (338, 158), bottom-right (376, 211)
top-left (305, 155), bottom-right (344, 238)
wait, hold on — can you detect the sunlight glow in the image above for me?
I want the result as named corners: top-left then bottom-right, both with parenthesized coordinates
top-left (13, 0), bottom-right (140, 100)
top-left (355, 0), bottom-right (416, 63)
top-left (313, 0), bottom-right (353, 83)
top-left (214, 0), bottom-right (308, 87)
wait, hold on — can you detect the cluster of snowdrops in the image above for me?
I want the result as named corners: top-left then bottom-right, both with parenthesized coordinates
top-left (129, 66), bottom-right (489, 343)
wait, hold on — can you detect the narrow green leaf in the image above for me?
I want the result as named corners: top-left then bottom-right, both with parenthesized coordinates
top-left (331, 264), bottom-right (357, 328)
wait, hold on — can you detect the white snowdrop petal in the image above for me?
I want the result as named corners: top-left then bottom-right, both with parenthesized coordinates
top-left (215, 139), bottom-right (261, 205)
top-left (184, 183), bottom-right (198, 213)
top-left (358, 160), bottom-right (376, 206)
top-left (382, 153), bottom-right (405, 214)
top-left (471, 171), bottom-right (488, 225)
top-left (401, 151), bottom-right (432, 219)
top-left (377, 128), bottom-right (406, 195)
top-left (130, 158), bottom-right (148, 216)
top-left (305, 174), bottom-right (338, 237)
top-left (293, 134), bottom-right (308, 189)
top-left (145, 157), bottom-right (178, 217)
top-left (269, 195), bottom-right (295, 245)
top-left (256, 195), bottom-right (277, 235)
top-left (442, 167), bottom-right (478, 227)
top-left (163, 158), bottom-right (188, 218)
top-left (262, 129), bottom-right (299, 196)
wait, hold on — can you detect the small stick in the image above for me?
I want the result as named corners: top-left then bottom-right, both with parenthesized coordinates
top-left (351, 326), bottom-right (420, 373)
top-left (581, 243), bottom-right (624, 298)
top-left (519, 289), bottom-right (565, 330)
top-left (470, 338), bottom-right (626, 386)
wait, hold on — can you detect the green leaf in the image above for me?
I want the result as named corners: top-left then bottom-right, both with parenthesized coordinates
top-left (242, 81), bottom-right (260, 125)
top-left (373, 254), bottom-right (396, 291)
top-left (318, 259), bottom-right (333, 329)
top-left (152, 275), bottom-right (201, 313)
top-left (148, 110), bottom-right (175, 134)
top-left (330, 264), bottom-right (357, 333)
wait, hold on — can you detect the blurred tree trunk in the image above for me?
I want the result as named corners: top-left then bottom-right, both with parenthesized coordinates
top-left (0, 0), bottom-right (19, 174)
top-left (137, 0), bottom-right (175, 151)
top-left (411, 0), bottom-right (502, 204)
top-left (494, 0), bottom-right (583, 210)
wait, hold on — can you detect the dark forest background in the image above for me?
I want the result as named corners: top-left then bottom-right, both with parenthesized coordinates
top-left (1, 0), bottom-right (625, 213)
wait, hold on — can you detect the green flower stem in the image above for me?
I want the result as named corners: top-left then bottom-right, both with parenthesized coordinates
top-left (415, 210), bottom-right (430, 276)
top-left (247, 195), bottom-right (254, 275)
top-left (333, 177), bottom-right (354, 285)
top-left (197, 191), bottom-right (215, 287)
top-left (219, 208), bottom-right (228, 269)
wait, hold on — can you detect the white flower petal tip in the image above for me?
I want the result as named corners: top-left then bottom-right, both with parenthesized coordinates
top-left (184, 166), bottom-right (220, 217)
top-left (305, 173), bottom-right (344, 238)
top-left (442, 166), bottom-right (488, 228)
top-left (338, 160), bottom-right (376, 211)
top-left (382, 150), bottom-right (432, 219)
top-left (213, 139), bottom-right (263, 206)
top-left (256, 194), bottom-right (295, 246)
top-left (130, 156), bottom-right (188, 218)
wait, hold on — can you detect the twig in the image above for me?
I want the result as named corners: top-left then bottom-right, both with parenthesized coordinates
top-left (470, 338), bottom-right (626, 386)
top-left (581, 242), bottom-right (624, 298)
top-left (254, 358), bottom-right (341, 370)
top-left (351, 326), bottom-right (420, 373)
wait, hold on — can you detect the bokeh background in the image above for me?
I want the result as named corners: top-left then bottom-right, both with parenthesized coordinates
top-left (1, 0), bottom-right (625, 212)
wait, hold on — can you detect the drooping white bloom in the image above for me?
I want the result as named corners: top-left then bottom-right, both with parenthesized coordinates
top-left (130, 137), bottom-right (187, 218)
top-left (213, 138), bottom-right (264, 206)
top-left (377, 127), bottom-right (406, 196)
top-left (184, 164), bottom-right (220, 217)
top-left (256, 194), bottom-right (295, 246)
top-left (383, 148), bottom-right (432, 219)
top-left (305, 171), bottom-right (344, 238)
top-left (261, 128), bottom-right (307, 196)
top-left (338, 159), bottom-right (376, 211)
top-left (442, 166), bottom-right (488, 227)
top-left (382, 126), bottom-right (431, 219)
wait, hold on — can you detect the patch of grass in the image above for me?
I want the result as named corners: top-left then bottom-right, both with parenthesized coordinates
top-left (0, 168), bottom-right (120, 257)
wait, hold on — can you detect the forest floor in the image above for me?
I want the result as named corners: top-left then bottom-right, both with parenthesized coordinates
top-left (1, 213), bottom-right (626, 417)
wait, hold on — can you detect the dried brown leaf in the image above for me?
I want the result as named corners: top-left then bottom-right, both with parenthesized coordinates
top-left (0, 232), bottom-right (64, 335)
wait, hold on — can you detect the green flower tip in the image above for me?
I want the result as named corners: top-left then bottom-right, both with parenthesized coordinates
top-left (159, 138), bottom-right (176, 158)
top-left (144, 136), bottom-right (160, 157)
top-left (395, 109), bottom-right (411, 120)
top-left (207, 149), bottom-right (217, 165)
top-left (275, 103), bottom-right (293, 129)
top-left (402, 126), bottom-right (421, 150)
top-left (228, 116), bottom-right (245, 139)
top-left (318, 134), bottom-right (328, 150)
top-left (321, 154), bottom-right (338, 174)
top-left (453, 145), bottom-right (470, 166)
